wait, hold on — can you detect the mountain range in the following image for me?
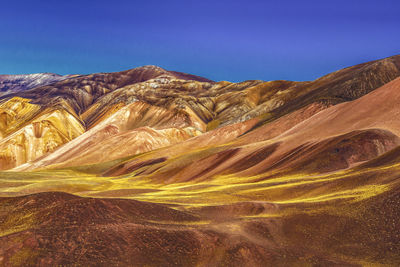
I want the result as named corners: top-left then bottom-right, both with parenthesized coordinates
top-left (1, 55), bottom-right (400, 266)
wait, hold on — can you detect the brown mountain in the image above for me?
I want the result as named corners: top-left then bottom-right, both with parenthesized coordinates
top-left (1, 55), bottom-right (400, 266)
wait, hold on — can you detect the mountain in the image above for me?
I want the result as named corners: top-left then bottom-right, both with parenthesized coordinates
top-left (2, 56), bottom-right (399, 171)
top-left (113, 76), bottom-right (400, 183)
top-left (1, 55), bottom-right (400, 266)
top-left (0, 66), bottom-right (213, 170)
top-left (0, 73), bottom-right (68, 97)
top-left (3, 65), bottom-right (213, 114)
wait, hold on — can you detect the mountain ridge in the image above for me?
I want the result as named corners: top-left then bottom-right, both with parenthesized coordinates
top-left (2, 55), bottom-right (399, 171)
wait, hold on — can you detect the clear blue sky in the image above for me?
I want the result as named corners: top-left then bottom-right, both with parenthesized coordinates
top-left (0, 0), bottom-right (399, 82)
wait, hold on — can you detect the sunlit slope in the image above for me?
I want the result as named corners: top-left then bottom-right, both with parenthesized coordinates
top-left (0, 107), bottom-right (84, 170)
top-left (15, 101), bottom-right (204, 170)
top-left (0, 97), bottom-right (41, 139)
top-left (26, 127), bottom-right (201, 170)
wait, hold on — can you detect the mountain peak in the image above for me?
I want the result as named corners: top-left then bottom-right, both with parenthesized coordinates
top-left (122, 65), bottom-right (214, 83)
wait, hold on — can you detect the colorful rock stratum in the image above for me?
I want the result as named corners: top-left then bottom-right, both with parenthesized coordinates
top-left (1, 55), bottom-right (400, 266)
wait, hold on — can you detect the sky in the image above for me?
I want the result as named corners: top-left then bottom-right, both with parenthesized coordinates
top-left (0, 0), bottom-right (399, 82)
